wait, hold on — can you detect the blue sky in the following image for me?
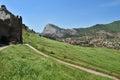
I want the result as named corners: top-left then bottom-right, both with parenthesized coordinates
top-left (0, 0), bottom-right (120, 32)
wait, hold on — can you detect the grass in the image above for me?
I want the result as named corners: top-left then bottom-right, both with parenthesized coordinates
top-left (0, 45), bottom-right (111, 80)
top-left (23, 31), bottom-right (120, 78)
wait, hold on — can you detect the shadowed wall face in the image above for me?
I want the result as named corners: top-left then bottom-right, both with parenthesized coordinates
top-left (0, 5), bottom-right (22, 44)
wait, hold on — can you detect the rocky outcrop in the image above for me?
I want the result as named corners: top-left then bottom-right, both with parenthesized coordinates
top-left (42, 24), bottom-right (77, 39)
top-left (42, 24), bottom-right (64, 39)
top-left (0, 5), bottom-right (22, 44)
top-left (42, 21), bottom-right (120, 49)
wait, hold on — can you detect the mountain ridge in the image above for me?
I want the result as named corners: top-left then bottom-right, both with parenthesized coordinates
top-left (42, 20), bottom-right (120, 36)
top-left (42, 20), bottom-right (120, 49)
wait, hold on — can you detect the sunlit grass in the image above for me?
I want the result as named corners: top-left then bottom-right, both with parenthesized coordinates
top-left (23, 31), bottom-right (120, 78)
top-left (0, 45), bottom-right (111, 80)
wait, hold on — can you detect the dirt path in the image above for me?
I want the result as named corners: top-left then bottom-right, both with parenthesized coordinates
top-left (0, 46), bottom-right (8, 51)
top-left (25, 44), bottom-right (119, 80)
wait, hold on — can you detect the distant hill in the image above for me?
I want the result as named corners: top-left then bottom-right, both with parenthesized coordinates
top-left (42, 20), bottom-right (120, 38)
top-left (75, 20), bottom-right (120, 36)
top-left (42, 20), bottom-right (120, 49)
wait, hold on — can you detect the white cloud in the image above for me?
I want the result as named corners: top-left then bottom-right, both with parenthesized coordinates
top-left (100, 0), bottom-right (120, 7)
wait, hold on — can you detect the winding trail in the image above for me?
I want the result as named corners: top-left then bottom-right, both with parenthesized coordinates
top-left (25, 44), bottom-right (119, 80)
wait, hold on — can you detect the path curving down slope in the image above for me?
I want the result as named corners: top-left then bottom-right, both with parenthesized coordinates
top-left (25, 44), bottom-right (119, 80)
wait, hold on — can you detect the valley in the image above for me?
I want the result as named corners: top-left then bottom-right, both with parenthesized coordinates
top-left (23, 29), bottom-right (120, 79)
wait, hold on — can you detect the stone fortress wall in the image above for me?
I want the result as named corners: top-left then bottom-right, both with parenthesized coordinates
top-left (0, 5), bottom-right (22, 44)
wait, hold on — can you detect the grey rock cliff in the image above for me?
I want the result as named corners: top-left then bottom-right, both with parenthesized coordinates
top-left (42, 24), bottom-right (64, 38)
top-left (42, 24), bottom-right (77, 39)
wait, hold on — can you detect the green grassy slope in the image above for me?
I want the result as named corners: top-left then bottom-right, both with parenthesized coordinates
top-left (23, 31), bottom-right (120, 78)
top-left (75, 20), bottom-right (120, 35)
top-left (0, 45), bottom-right (111, 80)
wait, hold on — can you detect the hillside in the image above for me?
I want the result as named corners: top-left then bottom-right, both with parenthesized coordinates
top-left (23, 29), bottom-right (120, 78)
top-left (0, 45), bottom-right (112, 80)
top-left (42, 21), bottom-right (120, 49)
top-left (0, 27), bottom-right (119, 80)
top-left (75, 20), bottom-right (120, 35)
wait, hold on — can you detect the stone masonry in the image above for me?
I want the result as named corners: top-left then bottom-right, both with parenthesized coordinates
top-left (0, 5), bottom-right (22, 44)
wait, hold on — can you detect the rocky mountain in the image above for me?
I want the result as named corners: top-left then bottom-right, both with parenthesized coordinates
top-left (42, 21), bottom-right (120, 49)
top-left (42, 24), bottom-right (64, 38)
top-left (42, 24), bottom-right (78, 39)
